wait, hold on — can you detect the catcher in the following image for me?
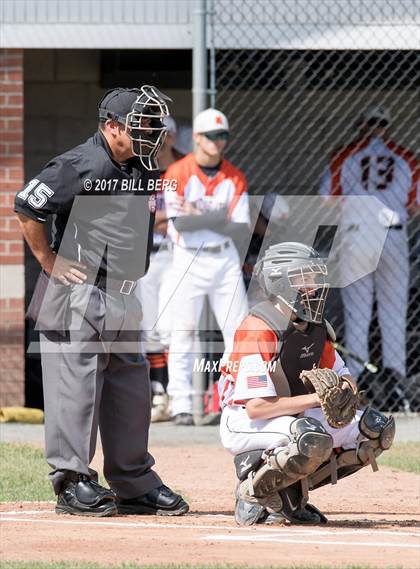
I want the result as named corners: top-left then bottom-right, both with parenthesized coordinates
top-left (218, 241), bottom-right (395, 525)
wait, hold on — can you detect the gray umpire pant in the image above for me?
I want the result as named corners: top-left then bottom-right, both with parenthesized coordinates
top-left (38, 278), bottom-right (162, 497)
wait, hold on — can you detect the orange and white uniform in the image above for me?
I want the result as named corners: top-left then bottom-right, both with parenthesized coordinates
top-left (163, 154), bottom-right (249, 416)
top-left (218, 314), bottom-right (364, 456)
top-left (164, 153), bottom-right (250, 247)
top-left (320, 136), bottom-right (419, 381)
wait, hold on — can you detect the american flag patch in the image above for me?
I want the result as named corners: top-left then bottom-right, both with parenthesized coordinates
top-left (247, 374), bottom-right (268, 389)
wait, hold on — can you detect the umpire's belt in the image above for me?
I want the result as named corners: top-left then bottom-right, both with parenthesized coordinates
top-left (93, 273), bottom-right (137, 295)
top-left (184, 241), bottom-right (230, 254)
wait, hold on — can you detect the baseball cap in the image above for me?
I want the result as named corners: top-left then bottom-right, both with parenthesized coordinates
top-left (361, 104), bottom-right (391, 125)
top-left (193, 108), bottom-right (229, 134)
top-left (98, 87), bottom-right (142, 124)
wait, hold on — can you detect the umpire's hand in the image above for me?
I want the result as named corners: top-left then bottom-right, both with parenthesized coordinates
top-left (43, 252), bottom-right (87, 286)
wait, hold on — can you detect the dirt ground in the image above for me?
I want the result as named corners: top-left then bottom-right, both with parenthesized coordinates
top-left (1, 445), bottom-right (419, 568)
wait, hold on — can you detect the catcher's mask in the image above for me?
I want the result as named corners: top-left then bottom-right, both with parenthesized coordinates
top-left (99, 85), bottom-right (171, 171)
top-left (254, 242), bottom-right (330, 324)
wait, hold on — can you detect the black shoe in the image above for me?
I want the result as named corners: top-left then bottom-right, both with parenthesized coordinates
top-left (117, 484), bottom-right (189, 516)
top-left (288, 505), bottom-right (323, 524)
top-left (56, 473), bottom-right (117, 517)
top-left (200, 412), bottom-right (221, 426)
top-left (278, 486), bottom-right (327, 525)
top-left (257, 504), bottom-right (326, 526)
top-left (258, 511), bottom-right (286, 525)
top-left (174, 413), bottom-right (194, 426)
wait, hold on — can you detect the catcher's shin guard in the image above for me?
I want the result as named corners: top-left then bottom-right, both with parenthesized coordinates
top-left (238, 417), bottom-right (333, 501)
top-left (234, 483), bottom-right (283, 526)
top-left (308, 406), bottom-right (395, 490)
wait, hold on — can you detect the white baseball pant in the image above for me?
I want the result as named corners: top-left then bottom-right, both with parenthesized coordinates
top-left (220, 405), bottom-right (364, 455)
top-left (167, 243), bottom-right (248, 416)
top-left (341, 227), bottom-right (409, 379)
top-left (136, 246), bottom-right (174, 352)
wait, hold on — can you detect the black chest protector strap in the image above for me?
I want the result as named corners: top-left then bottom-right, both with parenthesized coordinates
top-left (250, 301), bottom-right (293, 342)
top-left (250, 301), bottom-right (328, 398)
top-left (250, 301), bottom-right (332, 343)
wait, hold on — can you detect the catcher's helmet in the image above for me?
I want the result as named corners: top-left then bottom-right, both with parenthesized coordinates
top-left (254, 242), bottom-right (330, 323)
top-left (98, 85), bottom-right (171, 171)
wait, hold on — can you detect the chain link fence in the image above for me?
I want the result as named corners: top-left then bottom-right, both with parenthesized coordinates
top-left (211, 0), bottom-right (420, 412)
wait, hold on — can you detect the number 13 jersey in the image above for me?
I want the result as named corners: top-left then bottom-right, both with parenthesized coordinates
top-left (320, 136), bottom-right (419, 224)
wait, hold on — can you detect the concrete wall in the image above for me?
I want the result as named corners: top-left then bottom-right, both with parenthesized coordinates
top-left (24, 49), bottom-right (192, 179)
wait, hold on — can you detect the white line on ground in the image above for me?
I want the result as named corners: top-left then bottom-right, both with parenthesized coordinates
top-left (1, 516), bottom-right (419, 541)
top-left (0, 510), bottom-right (49, 515)
top-left (0, 511), bottom-right (231, 519)
top-left (202, 534), bottom-right (420, 549)
top-left (1, 509), bottom-right (418, 536)
top-left (0, 501), bottom-right (55, 505)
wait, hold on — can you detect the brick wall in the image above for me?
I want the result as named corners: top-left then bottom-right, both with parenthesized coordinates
top-left (0, 49), bottom-right (25, 406)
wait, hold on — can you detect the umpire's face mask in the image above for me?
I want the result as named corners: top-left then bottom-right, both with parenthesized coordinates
top-left (125, 85), bottom-right (172, 171)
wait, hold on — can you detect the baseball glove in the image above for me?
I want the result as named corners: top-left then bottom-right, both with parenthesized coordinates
top-left (299, 366), bottom-right (358, 429)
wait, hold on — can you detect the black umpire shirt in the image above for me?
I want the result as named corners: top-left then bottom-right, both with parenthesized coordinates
top-left (14, 131), bottom-right (158, 281)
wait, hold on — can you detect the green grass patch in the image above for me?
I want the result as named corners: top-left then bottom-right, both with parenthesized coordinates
top-left (378, 442), bottom-right (420, 474)
top-left (0, 443), bottom-right (52, 502)
top-left (0, 564), bottom-right (405, 569)
top-left (0, 441), bottom-right (418, 504)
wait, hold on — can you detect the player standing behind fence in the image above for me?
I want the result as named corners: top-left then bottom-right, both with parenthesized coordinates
top-left (136, 116), bottom-right (184, 422)
top-left (319, 104), bottom-right (419, 411)
top-left (163, 109), bottom-right (250, 425)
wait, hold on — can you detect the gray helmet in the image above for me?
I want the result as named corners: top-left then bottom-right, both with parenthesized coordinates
top-left (254, 242), bottom-right (330, 323)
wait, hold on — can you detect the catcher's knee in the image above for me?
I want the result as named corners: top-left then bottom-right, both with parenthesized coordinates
top-left (358, 406), bottom-right (395, 452)
top-left (268, 417), bottom-right (333, 473)
top-left (237, 417), bottom-right (333, 499)
top-left (356, 406), bottom-right (395, 470)
top-left (308, 407), bottom-right (395, 489)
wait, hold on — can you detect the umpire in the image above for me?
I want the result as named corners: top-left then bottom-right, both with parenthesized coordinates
top-left (14, 86), bottom-right (189, 517)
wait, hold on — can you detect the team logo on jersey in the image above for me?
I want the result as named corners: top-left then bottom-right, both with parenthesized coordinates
top-left (300, 343), bottom-right (315, 358)
top-left (240, 455), bottom-right (252, 473)
top-left (148, 194), bottom-right (157, 213)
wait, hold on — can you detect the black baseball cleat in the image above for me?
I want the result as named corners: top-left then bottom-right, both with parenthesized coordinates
top-left (174, 413), bottom-right (194, 426)
top-left (56, 473), bottom-right (117, 517)
top-left (259, 504), bottom-right (326, 525)
top-left (117, 484), bottom-right (189, 516)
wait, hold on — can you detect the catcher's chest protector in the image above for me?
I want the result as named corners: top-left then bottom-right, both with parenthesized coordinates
top-left (250, 301), bottom-right (327, 397)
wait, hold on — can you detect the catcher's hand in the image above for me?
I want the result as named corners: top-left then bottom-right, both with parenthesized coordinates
top-left (300, 366), bottom-right (358, 429)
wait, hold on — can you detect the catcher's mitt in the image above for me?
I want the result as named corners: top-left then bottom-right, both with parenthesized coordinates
top-left (300, 366), bottom-right (358, 429)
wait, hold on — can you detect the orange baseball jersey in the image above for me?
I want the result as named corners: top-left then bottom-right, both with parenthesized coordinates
top-left (163, 153), bottom-right (250, 248)
top-left (218, 314), bottom-right (348, 408)
top-left (320, 137), bottom-right (419, 223)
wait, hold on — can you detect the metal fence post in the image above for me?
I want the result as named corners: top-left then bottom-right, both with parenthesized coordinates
top-left (192, 0), bottom-right (208, 423)
top-left (193, 0), bottom-right (208, 118)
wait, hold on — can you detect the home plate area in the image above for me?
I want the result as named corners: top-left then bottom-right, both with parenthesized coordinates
top-left (1, 506), bottom-right (419, 568)
top-left (1, 444), bottom-right (419, 567)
